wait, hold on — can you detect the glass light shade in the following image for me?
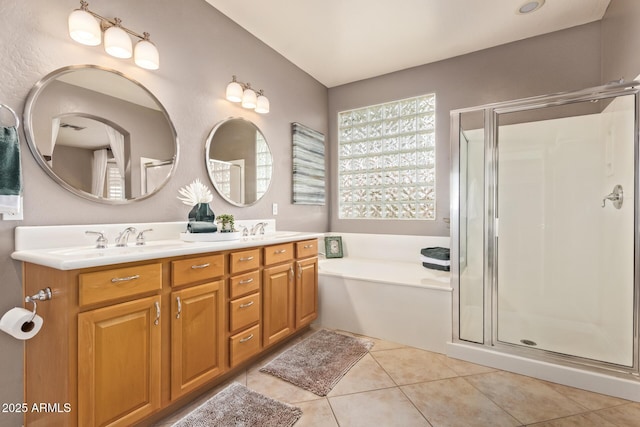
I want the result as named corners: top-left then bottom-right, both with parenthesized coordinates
top-left (68, 9), bottom-right (101, 46)
top-left (134, 39), bottom-right (159, 70)
top-left (104, 25), bottom-right (132, 58)
top-left (242, 88), bottom-right (257, 109)
top-left (255, 94), bottom-right (270, 114)
top-left (226, 81), bottom-right (243, 103)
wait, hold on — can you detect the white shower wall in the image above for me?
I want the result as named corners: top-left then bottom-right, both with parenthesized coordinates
top-left (495, 95), bottom-right (635, 366)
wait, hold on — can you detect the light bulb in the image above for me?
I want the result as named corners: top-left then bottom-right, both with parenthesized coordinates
top-left (134, 38), bottom-right (159, 70)
top-left (68, 9), bottom-right (101, 46)
top-left (255, 93), bottom-right (270, 114)
top-left (242, 87), bottom-right (257, 109)
top-left (226, 78), bottom-right (243, 103)
top-left (104, 22), bottom-right (132, 58)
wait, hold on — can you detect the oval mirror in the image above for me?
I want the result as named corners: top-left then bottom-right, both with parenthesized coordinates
top-left (24, 65), bottom-right (178, 203)
top-left (205, 117), bottom-right (273, 206)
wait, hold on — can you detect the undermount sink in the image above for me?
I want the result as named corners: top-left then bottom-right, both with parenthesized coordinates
top-left (12, 222), bottom-right (323, 270)
top-left (47, 240), bottom-right (190, 257)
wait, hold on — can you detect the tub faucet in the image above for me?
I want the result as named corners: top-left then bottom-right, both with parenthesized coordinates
top-left (115, 227), bottom-right (137, 247)
top-left (251, 222), bottom-right (268, 236)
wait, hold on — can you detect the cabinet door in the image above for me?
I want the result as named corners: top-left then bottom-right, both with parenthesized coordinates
top-left (296, 257), bottom-right (318, 328)
top-left (171, 281), bottom-right (225, 400)
top-left (78, 295), bottom-right (161, 427)
top-left (263, 263), bottom-right (295, 347)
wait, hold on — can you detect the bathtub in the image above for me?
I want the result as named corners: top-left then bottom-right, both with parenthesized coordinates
top-left (316, 233), bottom-right (452, 353)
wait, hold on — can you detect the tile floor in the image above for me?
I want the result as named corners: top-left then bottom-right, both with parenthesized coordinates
top-left (155, 328), bottom-right (640, 427)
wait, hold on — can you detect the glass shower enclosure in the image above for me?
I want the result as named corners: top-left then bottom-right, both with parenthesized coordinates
top-left (451, 81), bottom-right (639, 375)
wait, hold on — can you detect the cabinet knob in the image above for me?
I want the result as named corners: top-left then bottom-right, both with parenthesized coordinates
top-left (154, 301), bottom-right (160, 326)
top-left (191, 263), bottom-right (210, 269)
top-left (239, 333), bottom-right (254, 343)
top-left (239, 300), bottom-right (254, 309)
top-left (111, 274), bottom-right (140, 283)
top-left (176, 297), bottom-right (182, 319)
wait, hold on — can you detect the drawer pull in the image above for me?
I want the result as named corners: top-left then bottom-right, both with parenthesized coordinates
top-left (111, 274), bottom-right (140, 283)
top-left (239, 256), bottom-right (255, 262)
top-left (239, 334), bottom-right (254, 343)
top-left (154, 301), bottom-right (160, 326)
top-left (239, 278), bottom-right (254, 285)
top-left (303, 244), bottom-right (314, 249)
top-left (191, 263), bottom-right (210, 269)
top-left (275, 249), bottom-right (287, 254)
top-left (176, 296), bottom-right (182, 319)
top-left (239, 301), bottom-right (255, 309)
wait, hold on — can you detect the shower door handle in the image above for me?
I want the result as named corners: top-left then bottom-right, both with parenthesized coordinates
top-left (602, 185), bottom-right (623, 209)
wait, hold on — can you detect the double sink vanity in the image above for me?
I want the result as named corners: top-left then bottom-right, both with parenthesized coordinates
top-left (12, 221), bottom-right (321, 426)
top-left (13, 60), bottom-right (322, 426)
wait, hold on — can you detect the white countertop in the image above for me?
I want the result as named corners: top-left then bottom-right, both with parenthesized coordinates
top-left (11, 221), bottom-right (322, 270)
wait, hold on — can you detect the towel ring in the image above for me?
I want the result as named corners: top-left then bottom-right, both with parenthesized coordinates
top-left (0, 104), bottom-right (19, 128)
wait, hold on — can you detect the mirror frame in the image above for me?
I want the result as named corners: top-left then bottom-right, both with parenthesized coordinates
top-left (23, 64), bottom-right (179, 204)
top-left (204, 117), bottom-right (273, 207)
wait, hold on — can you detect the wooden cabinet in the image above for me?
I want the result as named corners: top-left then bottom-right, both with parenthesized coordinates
top-left (263, 262), bottom-right (295, 347)
top-left (78, 295), bottom-right (161, 427)
top-left (295, 240), bottom-right (318, 328)
top-left (170, 281), bottom-right (224, 400)
top-left (23, 237), bottom-right (318, 427)
top-left (228, 249), bottom-right (262, 366)
top-left (295, 257), bottom-right (318, 327)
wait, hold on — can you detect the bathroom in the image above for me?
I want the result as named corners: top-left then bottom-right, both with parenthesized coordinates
top-left (1, 0), bottom-right (639, 426)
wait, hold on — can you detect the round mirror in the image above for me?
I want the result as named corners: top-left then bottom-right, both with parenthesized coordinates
top-left (205, 117), bottom-right (273, 206)
top-left (24, 65), bottom-right (178, 203)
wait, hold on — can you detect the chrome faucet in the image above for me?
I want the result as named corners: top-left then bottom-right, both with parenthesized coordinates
top-left (85, 231), bottom-right (108, 249)
top-left (250, 222), bottom-right (268, 236)
top-left (136, 228), bottom-right (153, 246)
top-left (115, 227), bottom-right (137, 247)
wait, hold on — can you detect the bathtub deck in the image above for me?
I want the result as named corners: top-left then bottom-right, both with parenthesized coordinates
top-left (317, 257), bottom-right (452, 353)
top-left (319, 258), bottom-right (451, 291)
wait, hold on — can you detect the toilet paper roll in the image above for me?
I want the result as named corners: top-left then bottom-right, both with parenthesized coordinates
top-left (0, 307), bottom-right (43, 340)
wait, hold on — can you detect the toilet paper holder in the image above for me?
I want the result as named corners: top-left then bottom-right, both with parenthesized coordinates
top-left (25, 287), bottom-right (52, 322)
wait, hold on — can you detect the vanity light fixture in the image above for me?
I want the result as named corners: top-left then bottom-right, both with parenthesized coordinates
top-left (67, 1), bottom-right (159, 70)
top-left (225, 76), bottom-right (270, 114)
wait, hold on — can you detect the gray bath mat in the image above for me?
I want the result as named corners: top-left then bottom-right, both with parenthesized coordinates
top-left (171, 382), bottom-right (302, 427)
top-left (260, 329), bottom-right (374, 396)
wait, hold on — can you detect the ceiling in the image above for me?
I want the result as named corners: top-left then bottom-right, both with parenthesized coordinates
top-left (205, 0), bottom-right (611, 88)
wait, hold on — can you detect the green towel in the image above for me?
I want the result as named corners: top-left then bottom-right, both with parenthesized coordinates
top-left (187, 221), bottom-right (218, 233)
top-left (0, 126), bottom-right (22, 214)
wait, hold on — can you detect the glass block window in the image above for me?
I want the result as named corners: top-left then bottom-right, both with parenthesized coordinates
top-left (255, 131), bottom-right (271, 199)
top-left (338, 94), bottom-right (436, 220)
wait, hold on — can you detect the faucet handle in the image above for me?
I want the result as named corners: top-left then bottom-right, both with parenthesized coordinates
top-left (136, 228), bottom-right (153, 246)
top-left (85, 231), bottom-right (108, 249)
top-left (239, 225), bottom-right (249, 237)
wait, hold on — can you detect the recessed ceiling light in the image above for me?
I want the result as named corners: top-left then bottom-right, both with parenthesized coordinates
top-left (517, 0), bottom-right (545, 14)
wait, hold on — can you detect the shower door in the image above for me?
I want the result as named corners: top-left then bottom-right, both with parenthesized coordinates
top-left (494, 93), bottom-right (637, 367)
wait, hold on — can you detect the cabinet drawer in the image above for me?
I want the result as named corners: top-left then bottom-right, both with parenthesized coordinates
top-left (172, 254), bottom-right (224, 287)
top-left (296, 239), bottom-right (318, 258)
top-left (229, 270), bottom-right (260, 299)
top-left (79, 263), bottom-right (162, 307)
top-left (230, 324), bottom-right (260, 367)
top-left (229, 293), bottom-right (260, 333)
top-left (264, 243), bottom-right (294, 266)
top-left (230, 249), bottom-right (260, 274)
